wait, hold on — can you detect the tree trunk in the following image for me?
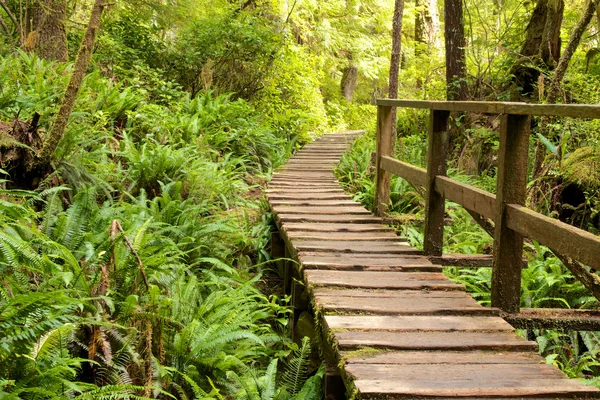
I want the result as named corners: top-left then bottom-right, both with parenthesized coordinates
top-left (388, 0), bottom-right (404, 136)
top-left (539, 0), bottom-right (564, 67)
top-left (416, 0), bottom-right (440, 49)
top-left (444, 0), bottom-right (467, 100)
top-left (547, 0), bottom-right (599, 103)
top-left (532, 0), bottom-right (598, 192)
top-left (27, 0), bottom-right (68, 62)
top-left (34, 0), bottom-right (106, 168)
top-left (341, 55), bottom-right (358, 102)
top-left (509, 0), bottom-right (564, 100)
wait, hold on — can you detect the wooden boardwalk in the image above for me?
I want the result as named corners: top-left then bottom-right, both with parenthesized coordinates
top-left (267, 131), bottom-right (600, 399)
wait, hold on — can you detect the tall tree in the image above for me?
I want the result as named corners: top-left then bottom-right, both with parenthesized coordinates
top-left (509, 0), bottom-right (564, 100)
top-left (388, 0), bottom-right (404, 135)
top-left (341, 53), bottom-right (358, 102)
top-left (415, 0), bottom-right (440, 49)
top-left (27, 0), bottom-right (69, 61)
top-left (35, 0), bottom-right (107, 167)
top-left (444, 0), bottom-right (467, 100)
top-left (546, 0), bottom-right (600, 103)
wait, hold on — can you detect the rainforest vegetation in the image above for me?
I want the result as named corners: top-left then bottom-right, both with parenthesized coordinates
top-left (0, 0), bottom-right (599, 398)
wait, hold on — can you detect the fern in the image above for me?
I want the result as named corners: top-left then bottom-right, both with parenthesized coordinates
top-left (278, 337), bottom-right (312, 397)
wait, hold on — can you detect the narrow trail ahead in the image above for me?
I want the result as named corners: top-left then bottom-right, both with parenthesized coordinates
top-left (267, 131), bottom-right (600, 399)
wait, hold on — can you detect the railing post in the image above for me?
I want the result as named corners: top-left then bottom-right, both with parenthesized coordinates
top-left (423, 110), bottom-right (449, 256)
top-left (374, 105), bottom-right (394, 216)
top-left (491, 113), bottom-right (530, 313)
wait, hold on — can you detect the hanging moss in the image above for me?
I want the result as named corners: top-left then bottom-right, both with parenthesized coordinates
top-left (562, 146), bottom-right (600, 189)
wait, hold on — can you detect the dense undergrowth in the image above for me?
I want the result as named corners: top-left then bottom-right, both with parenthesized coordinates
top-left (335, 112), bottom-right (600, 388)
top-left (0, 46), bottom-right (367, 398)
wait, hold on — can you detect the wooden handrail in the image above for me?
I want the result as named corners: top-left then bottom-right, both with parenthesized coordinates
top-left (374, 99), bottom-right (600, 314)
top-left (376, 99), bottom-right (600, 119)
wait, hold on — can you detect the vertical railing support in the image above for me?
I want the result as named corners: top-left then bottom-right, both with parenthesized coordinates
top-left (491, 113), bottom-right (530, 313)
top-left (374, 105), bottom-right (394, 216)
top-left (423, 110), bottom-right (450, 256)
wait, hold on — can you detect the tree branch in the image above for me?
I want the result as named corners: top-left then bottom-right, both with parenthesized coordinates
top-left (547, 0), bottom-right (600, 103)
top-left (0, 0), bottom-right (22, 44)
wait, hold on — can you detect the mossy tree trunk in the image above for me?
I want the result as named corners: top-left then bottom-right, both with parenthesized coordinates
top-left (33, 0), bottom-right (107, 169)
top-left (341, 54), bottom-right (358, 103)
top-left (388, 0), bottom-right (404, 136)
top-left (27, 0), bottom-right (68, 62)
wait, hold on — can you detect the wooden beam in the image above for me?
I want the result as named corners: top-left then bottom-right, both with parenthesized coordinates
top-left (428, 254), bottom-right (527, 269)
top-left (504, 308), bottom-right (600, 331)
top-left (491, 114), bottom-right (530, 314)
top-left (374, 105), bottom-right (394, 216)
top-left (375, 99), bottom-right (600, 119)
top-left (434, 176), bottom-right (496, 220)
top-left (506, 204), bottom-right (600, 271)
top-left (423, 110), bottom-right (449, 256)
top-left (380, 156), bottom-right (427, 188)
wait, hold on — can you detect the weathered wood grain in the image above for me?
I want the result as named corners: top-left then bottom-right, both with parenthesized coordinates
top-left (305, 270), bottom-right (465, 290)
top-left (326, 315), bottom-right (513, 331)
top-left (354, 378), bottom-right (600, 398)
top-left (342, 350), bottom-right (545, 365)
top-left (314, 294), bottom-right (492, 315)
top-left (335, 331), bottom-right (538, 351)
top-left (282, 223), bottom-right (394, 232)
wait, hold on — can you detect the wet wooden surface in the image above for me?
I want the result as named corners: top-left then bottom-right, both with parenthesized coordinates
top-left (267, 131), bottom-right (600, 399)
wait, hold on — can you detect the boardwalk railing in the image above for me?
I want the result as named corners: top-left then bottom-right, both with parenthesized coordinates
top-left (374, 99), bottom-right (600, 327)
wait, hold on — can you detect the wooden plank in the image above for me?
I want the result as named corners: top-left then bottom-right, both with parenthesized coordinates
top-left (272, 174), bottom-right (336, 180)
top-left (299, 254), bottom-right (435, 268)
top-left (380, 156), bottom-right (427, 188)
top-left (282, 223), bottom-right (394, 232)
top-left (298, 251), bottom-right (425, 259)
top-left (293, 240), bottom-right (415, 254)
top-left (424, 109), bottom-right (449, 256)
top-left (268, 194), bottom-right (351, 201)
top-left (491, 114), bottom-right (530, 313)
top-left (335, 331), bottom-right (538, 351)
top-left (313, 288), bottom-right (471, 299)
top-left (354, 378), bottom-right (600, 398)
top-left (374, 105), bottom-right (394, 216)
top-left (270, 199), bottom-right (359, 206)
top-left (314, 295), bottom-right (492, 315)
top-left (305, 270), bottom-right (465, 290)
top-left (268, 182), bottom-right (342, 188)
top-left (429, 254), bottom-right (494, 267)
top-left (272, 206), bottom-right (371, 215)
top-left (342, 350), bottom-right (544, 364)
top-left (266, 188), bottom-right (346, 193)
top-left (375, 98), bottom-right (600, 119)
top-left (346, 363), bottom-right (565, 381)
top-left (506, 204), bottom-right (600, 271)
top-left (505, 308), bottom-right (600, 331)
top-left (288, 231), bottom-right (402, 241)
top-left (326, 315), bottom-right (513, 331)
top-left (435, 175), bottom-right (496, 220)
top-left (277, 214), bottom-right (383, 223)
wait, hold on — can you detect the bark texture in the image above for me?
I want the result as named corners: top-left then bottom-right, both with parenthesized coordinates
top-left (509, 0), bottom-right (564, 99)
top-left (341, 55), bottom-right (358, 102)
top-left (35, 0), bottom-right (106, 167)
top-left (28, 0), bottom-right (69, 62)
top-left (547, 0), bottom-right (599, 103)
top-left (388, 0), bottom-right (404, 135)
top-left (444, 0), bottom-right (467, 100)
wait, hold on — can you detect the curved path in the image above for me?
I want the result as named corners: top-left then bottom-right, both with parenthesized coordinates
top-left (267, 131), bottom-right (600, 399)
